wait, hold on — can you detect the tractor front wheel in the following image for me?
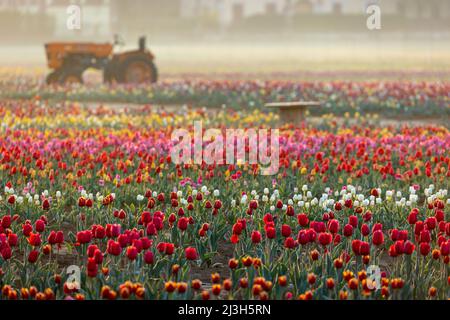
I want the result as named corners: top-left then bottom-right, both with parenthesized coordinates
top-left (46, 69), bottom-right (83, 85)
top-left (60, 70), bottom-right (83, 85)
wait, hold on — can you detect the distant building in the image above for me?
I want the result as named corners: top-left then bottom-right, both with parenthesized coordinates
top-left (0, 0), bottom-right (448, 40)
top-left (309, 0), bottom-right (449, 18)
top-left (180, 0), bottom-right (289, 26)
top-left (180, 0), bottom-right (450, 25)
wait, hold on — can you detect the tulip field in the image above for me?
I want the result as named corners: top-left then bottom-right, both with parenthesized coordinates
top-left (1, 74), bottom-right (449, 118)
top-left (0, 73), bottom-right (449, 301)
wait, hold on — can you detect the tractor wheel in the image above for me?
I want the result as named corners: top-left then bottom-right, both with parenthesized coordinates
top-left (121, 58), bottom-right (158, 84)
top-left (60, 70), bottom-right (83, 85)
top-left (46, 69), bottom-right (83, 85)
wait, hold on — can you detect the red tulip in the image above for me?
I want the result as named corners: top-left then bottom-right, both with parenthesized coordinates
top-left (343, 224), bottom-right (353, 237)
top-left (118, 234), bottom-right (130, 248)
top-left (407, 210), bottom-right (418, 224)
top-left (94, 226), bottom-right (105, 239)
top-left (281, 225), bottom-right (291, 237)
top-left (117, 209), bottom-right (126, 220)
top-left (1, 216), bottom-right (11, 228)
top-left (372, 230), bottom-right (384, 246)
top-left (76, 231), bottom-right (92, 244)
top-left (22, 223), bottom-right (32, 237)
top-left (232, 222), bottom-right (243, 235)
top-left (334, 234), bottom-right (341, 245)
top-left (1, 246), bottom-right (12, 260)
top-left (361, 224), bottom-right (370, 237)
top-left (310, 249), bottom-right (319, 261)
top-left (404, 241), bottom-right (415, 255)
top-left (286, 205), bottom-right (295, 216)
top-left (85, 198), bottom-right (93, 207)
top-left (435, 210), bottom-right (444, 222)
top-left (297, 213), bottom-right (309, 227)
top-left (177, 217), bottom-right (188, 231)
top-left (126, 246), bottom-right (138, 261)
top-left (56, 231), bottom-right (64, 244)
top-left (165, 243), bottom-right (175, 255)
top-left (48, 231), bottom-right (57, 245)
top-left (266, 227), bottom-right (276, 239)
top-left (35, 219), bottom-right (45, 233)
top-left (326, 278), bottom-right (335, 289)
top-left (214, 200), bottom-right (222, 209)
top-left (419, 230), bottom-right (431, 243)
top-left (78, 197), bottom-right (86, 207)
top-left (42, 199), bottom-right (50, 211)
top-left (228, 258), bottom-right (238, 269)
top-left (87, 258), bottom-right (98, 277)
top-left (156, 242), bottom-right (166, 253)
top-left (284, 237), bottom-right (296, 249)
top-left (168, 213), bottom-right (176, 224)
top-left (363, 211), bottom-right (372, 222)
top-left (185, 247), bottom-right (198, 260)
top-left (327, 219), bottom-right (339, 234)
top-left (307, 229), bottom-right (317, 242)
top-left (297, 230), bottom-right (309, 245)
top-left (28, 250), bottom-right (39, 263)
top-left (7, 195), bottom-right (15, 205)
top-left (414, 221), bottom-right (424, 236)
top-left (318, 232), bottom-right (332, 246)
top-left (276, 200), bottom-right (283, 209)
top-left (425, 217), bottom-right (437, 230)
top-left (419, 242), bottom-right (431, 256)
top-left (144, 250), bottom-right (154, 264)
top-left (372, 223), bottom-right (383, 233)
top-left (440, 241), bottom-right (450, 256)
top-left (311, 221), bottom-right (326, 233)
top-left (7, 233), bottom-right (18, 247)
top-left (349, 215), bottom-right (358, 228)
top-left (87, 244), bottom-right (98, 257)
top-left (359, 241), bottom-right (370, 256)
top-left (251, 231), bottom-right (262, 244)
top-left (334, 258), bottom-right (343, 269)
top-left (107, 240), bottom-right (121, 256)
top-left (390, 228), bottom-right (400, 241)
top-left (140, 237), bottom-right (151, 250)
top-left (352, 240), bottom-right (362, 255)
top-left (394, 240), bottom-right (405, 255)
top-left (106, 224), bottom-right (121, 238)
top-left (28, 233), bottom-right (42, 247)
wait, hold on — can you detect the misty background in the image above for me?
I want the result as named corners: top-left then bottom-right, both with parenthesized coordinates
top-left (1, 0), bottom-right (449, 78)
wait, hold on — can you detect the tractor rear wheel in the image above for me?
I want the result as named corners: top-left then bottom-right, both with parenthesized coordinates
top-left (121, 58), bottom-right (158, 84)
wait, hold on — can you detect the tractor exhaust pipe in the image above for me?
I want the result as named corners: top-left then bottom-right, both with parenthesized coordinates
top-left (139, 36), bottom-right (146, 51)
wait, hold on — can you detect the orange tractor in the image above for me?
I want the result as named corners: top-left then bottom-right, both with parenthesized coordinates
top-left (45, 36), bottom-right (158, 85)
